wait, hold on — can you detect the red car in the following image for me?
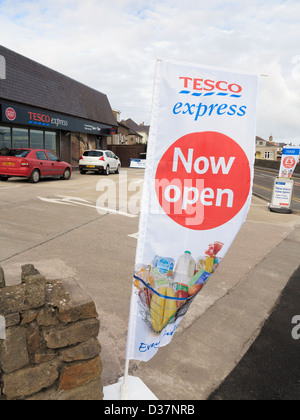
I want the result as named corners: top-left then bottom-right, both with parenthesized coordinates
top-left (0, 149), bottom-right (72, 183)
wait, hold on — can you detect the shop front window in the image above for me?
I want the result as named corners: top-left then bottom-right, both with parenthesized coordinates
top-left (12, 128), bottom-right (29, 148)
top-left (0, 126), bottom-right (11, 150)
top-left (30, 130), bottom-right (44, 149)
top-left (45, 131), bottom-right (57, 154)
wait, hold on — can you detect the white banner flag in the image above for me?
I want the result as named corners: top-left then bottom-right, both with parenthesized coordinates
top-left (126, 60), bottom-right (259, 362)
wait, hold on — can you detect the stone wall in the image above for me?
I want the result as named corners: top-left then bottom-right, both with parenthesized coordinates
top-left (0, 265), bottom-right (103, 400)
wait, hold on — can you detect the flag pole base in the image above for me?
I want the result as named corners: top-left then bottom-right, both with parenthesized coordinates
top-left (103, 376), bottom-right (158, 400)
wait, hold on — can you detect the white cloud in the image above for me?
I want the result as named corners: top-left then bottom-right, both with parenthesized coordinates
top-left (0, 0), bottom-right (300, 144)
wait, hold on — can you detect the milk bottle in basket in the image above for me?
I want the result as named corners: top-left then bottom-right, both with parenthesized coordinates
top-left (174, 251), bottom-right (195, 293)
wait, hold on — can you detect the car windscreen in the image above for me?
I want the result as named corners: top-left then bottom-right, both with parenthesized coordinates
top-left (83, 151), bottom-right (103, 157)
top-left (4, 150), bottom-right (30, 158)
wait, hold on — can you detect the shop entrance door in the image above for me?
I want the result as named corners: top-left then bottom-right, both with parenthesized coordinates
top-left (60, 133), bottom-right (71, 164)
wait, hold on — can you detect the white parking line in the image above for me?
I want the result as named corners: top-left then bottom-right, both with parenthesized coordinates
top-left (128, 232), bottom-right (138, 239)
top-left (0, 185), bottom-right (22, 190)
top-left (38, 195), bottom-right (138, 218)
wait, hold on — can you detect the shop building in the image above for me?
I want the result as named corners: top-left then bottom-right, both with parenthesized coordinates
top-left (0, 46), bottom-right (118, 167)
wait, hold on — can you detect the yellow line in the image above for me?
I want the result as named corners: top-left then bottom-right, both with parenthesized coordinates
top-left (253, 183), bottom-right (300, 203)
top-left (255, 168), bottom-right (277, 175)
top-left (253, 183), bottom-right (272, 192)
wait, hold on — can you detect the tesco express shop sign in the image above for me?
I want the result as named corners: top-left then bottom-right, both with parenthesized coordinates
top-left (0, 103), bottom-right (109, 133)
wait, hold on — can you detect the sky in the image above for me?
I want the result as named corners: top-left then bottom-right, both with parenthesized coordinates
top-left (0, 0), bottom-right (300, 145)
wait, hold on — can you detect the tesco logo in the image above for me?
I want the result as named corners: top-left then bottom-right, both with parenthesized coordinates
top-left (5, 107), bottom-right (16, 121)
top-left (28, 111), bottom-right (51, 123)
top-left (179, 76), bottom-right (242, 95)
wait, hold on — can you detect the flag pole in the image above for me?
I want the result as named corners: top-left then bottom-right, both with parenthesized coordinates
top-left (120, 287), bottom-right (135, 400)
top-left (120, 358), bottom-right (130, 400)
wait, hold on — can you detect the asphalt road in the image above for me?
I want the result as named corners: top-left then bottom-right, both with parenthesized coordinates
top-left (253, 167), bottom-right (300, 211)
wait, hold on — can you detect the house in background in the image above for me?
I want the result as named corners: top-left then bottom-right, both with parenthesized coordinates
top-left (108, 111), bottom-right (143, 145)
top-left (124, 118), bottom-right (150, 144)
top-left (255, 135), bottom-right (298, 161)
top-left (255, 136), bottom-right (280, 161)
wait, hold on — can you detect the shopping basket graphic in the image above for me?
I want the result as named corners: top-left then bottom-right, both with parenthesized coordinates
top-left (134, 275), bottom-right (193, 334)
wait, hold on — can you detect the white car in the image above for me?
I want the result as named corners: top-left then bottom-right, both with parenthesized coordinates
top-left (79, 150), bottom-right (121, 175)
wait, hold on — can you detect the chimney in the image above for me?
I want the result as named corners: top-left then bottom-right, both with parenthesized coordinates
top-left (269, 135), bottom-right (273, 143)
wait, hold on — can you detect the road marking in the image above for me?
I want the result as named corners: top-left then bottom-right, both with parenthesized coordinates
top-left (38, 196), bottom-right (76, 206)
top-left (255, 173), bottom-right (275, 179)
top-left (253, 183), bottom-right (272, 192)
top-left (37, 195), bottom-right (138, 218)
top-left (253, 184), bottom-right (300, 203)
top-left (0, 185), bottom-right (22, 190)
top-left (128, 232), bottom-right (138, 239)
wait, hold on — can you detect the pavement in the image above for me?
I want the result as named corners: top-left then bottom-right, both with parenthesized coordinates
top-left (1, 171), bottom-right (300, 400)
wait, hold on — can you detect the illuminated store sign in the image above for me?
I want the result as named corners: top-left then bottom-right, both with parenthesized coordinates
top-left (0, 102), bottom-right (111, 134)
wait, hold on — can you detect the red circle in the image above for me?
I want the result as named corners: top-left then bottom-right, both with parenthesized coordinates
top-left (155, 132), bottom-right (251, 230)
top-left (283, 156), bottom-right (296, 169)
top-left (5, 107), bottom-right (16, 121)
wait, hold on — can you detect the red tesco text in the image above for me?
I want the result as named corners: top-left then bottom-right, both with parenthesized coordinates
top-left (180, 77), bottom-right (242, 93)
top-left (28, 112), bottom-right (51, 123)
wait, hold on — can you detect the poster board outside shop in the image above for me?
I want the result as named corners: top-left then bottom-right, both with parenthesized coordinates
top-left (269, 146), bottom-right (299, 213)
top-left (269, 178), bottom-right (295, 214)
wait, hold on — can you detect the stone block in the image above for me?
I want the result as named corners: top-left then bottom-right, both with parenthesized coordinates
top-left (0, 326), bottom-right (29, 373)
top-left (37, 305), bottom-right (60, 327)
top-left (20, 310), bottom-right (38, 325)
top-left (34, 349), bottom-right (58, 364)
top-left (46, 278), bottom-right (98, 323)
top-left (0, 266), bottom-right (5, 288)
top-left (3, 362), bottom-right (59, 400)
top-left (23, 275), bottom-right (46, 309)
top-left (21, 264), bottom-right (40, 282)
top-left (59, 356), bottom-right (102, 391)
top-left (27, 327), bottom-right (40, 355)
top-left (43, 318), bottom-right (100, 349)
top-left (26, 378), bottom-right (103, 400)
top-left (5, 313), bottom-right (20, 328)
top-left (0, 284), bottom-right (25, 315)
top-left (59, 301), bottom-right (98, 323)
top-left (45, 279), bottom-right (72, 308)
top-left (61, 338), bottom-right (101, 362)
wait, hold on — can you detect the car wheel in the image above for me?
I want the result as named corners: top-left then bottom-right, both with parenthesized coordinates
top-left (115, 165), bottom-right (120, 174)
top-left (80, 169), bottom-right (86, 174)
top-left (61, 168), bottom-right (71, 180)
top-left (105, 165), bottom-right (110, 175)
top-left (0, 176), bottom-right (9, 182)
top-left (29, 169), bottom-right (40, 183)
